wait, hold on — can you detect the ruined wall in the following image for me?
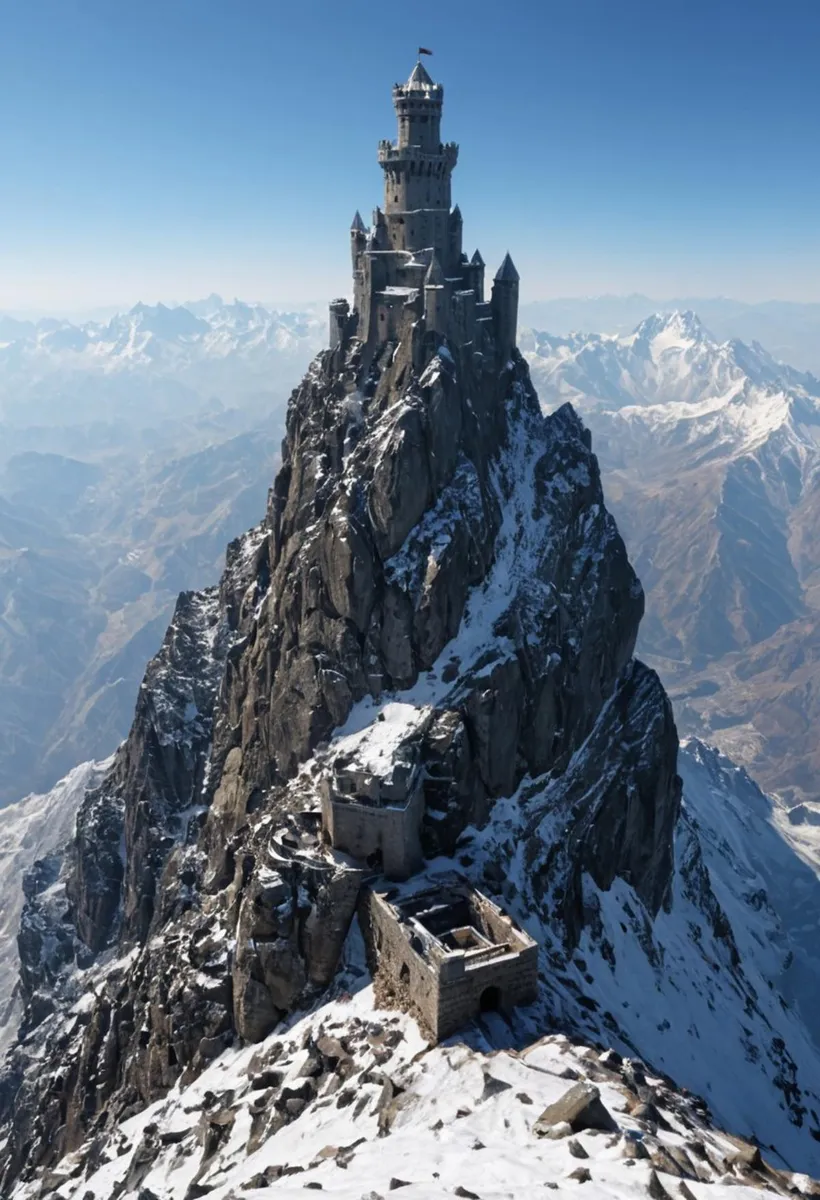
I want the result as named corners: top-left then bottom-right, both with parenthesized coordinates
top-left (436, 943), bottom-right (538, 1040)
top-left (361, 887), bottom-right (538, 1041)
top-left (322, 784), bottom-right (423, 880)
top-left (361, 889), bottom-right (440, 1037)
top-left (470, 891), bottom-right (532, 953)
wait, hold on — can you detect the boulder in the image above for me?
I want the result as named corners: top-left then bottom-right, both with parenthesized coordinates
top-left (535, 1083), bottom-right (618, 1136)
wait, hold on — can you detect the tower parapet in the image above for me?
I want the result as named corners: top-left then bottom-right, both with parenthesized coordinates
top-left (337, 62), bottom-right (522, 367)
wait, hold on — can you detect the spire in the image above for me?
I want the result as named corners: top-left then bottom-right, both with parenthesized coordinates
top-left (450, 204), bottom-right (462, 224)
top-left (471, 249), bottom-right (485, 266)
top-left (407, 60), bottom-right (434, 88)
top-left (350, 210), bottom-right (366, 233)
top-left (494, 252), bottom-right (519, 283)
top-left (425, 252), bottom-right (445, 285)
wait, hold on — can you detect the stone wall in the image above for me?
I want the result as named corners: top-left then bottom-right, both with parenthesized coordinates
top-left (322, 782), bottom-right (424, 880)
top-left (361, 884), bottom-right (539, 1041)
top-left (435, 941), bottom-right (538, 1040)
top-left (361, 886), bottom-right (440, 1037)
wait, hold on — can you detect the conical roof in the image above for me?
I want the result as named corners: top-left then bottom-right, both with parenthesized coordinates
top-left (471, 249), bottom-right (485, 266)
top-left (425, 252), bottom-right (445, 285)
top-left (407, 60), bottom-right (434, 88)
top-left (494, 252), bottom-right (519, 283)
top-left (450, 204), bottom-right (462, 224)
top-left (350, 210), bottom-right (366, 233)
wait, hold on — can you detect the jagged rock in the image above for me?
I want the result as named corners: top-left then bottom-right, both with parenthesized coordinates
top-left (534, 1083), bottom-right (618, 1135)
top-left (0, 163), bottom-right (677, 1197)
top-left (647, 1169), bottom-right (671, 1200)
top-left (568, 1167), bottom-right (592, 1183)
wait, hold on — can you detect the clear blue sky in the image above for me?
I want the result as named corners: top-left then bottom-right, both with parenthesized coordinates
top-left (1, 0), bottom-right (818, 312)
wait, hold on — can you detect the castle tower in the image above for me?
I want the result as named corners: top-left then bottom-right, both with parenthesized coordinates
top-left (340, 64), bottom-right (522, 364)
top-left (378, 62), bottom-right (459, 266)
top-left (491, 253), bottom-right (520, 362)
top-left (470, 249), bottom-right (485, 303)
top-left (350, 210), bottom-right (367, 268)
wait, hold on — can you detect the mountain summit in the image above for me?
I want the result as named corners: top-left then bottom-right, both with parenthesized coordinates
top-left (2, 66), bottom-right (820, 1197)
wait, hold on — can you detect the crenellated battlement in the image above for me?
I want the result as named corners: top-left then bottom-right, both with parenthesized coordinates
top-left (377, 141), bottom-right (459, 167)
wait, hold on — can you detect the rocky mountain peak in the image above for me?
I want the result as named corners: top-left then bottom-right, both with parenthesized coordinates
top-left (3, 67), bottom-right (820, 1198)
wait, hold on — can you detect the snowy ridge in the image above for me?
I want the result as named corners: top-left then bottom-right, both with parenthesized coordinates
top-left (0, 297), bottom-right (324, 425)
top-left (0, 298), bottom-right (322, 376)
top-left (450, 731), bottom-right (820, 1174)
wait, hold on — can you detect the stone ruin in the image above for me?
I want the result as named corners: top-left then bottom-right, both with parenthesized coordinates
top-left (270, 704), bottom-right (538, 1040)
top-left (360, 874), bottom-right (538, 1041)
top-left (319, 721), bottom-right (426, 881)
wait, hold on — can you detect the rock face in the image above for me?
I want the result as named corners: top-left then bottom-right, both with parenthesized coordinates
top-left (0, 315), bottom-right (679, 1189)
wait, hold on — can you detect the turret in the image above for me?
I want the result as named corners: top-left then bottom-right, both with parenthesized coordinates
top-left (470, 249), bottom-right (485, 303)
top-left (491, 252), bottom-right (519, 362)
top-left (350, 210), bottom-right (367, 270)
top-left (393, 61), bottom-right (443, 151)
top-left (378, 62), bottom-right (459, 260)
top-left (424, 252), bottom-right (448, 335)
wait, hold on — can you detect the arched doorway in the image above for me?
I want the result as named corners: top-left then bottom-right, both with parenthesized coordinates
top-left (479, 985), bottom-right (502, 1013)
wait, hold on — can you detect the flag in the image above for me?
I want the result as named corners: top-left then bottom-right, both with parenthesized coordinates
top-left (418, 47), bottom-right (433, 56)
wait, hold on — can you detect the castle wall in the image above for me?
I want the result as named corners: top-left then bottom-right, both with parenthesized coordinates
top-left (385, 207), bottom-right (450, 258)
top-left (321, 782), bottom-right (424, 881)
top-left (491, 280), bottom-right (519, 363)
top-left (435, 942), bottom-right (538, 1039)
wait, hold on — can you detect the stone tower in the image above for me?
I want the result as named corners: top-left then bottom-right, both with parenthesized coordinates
top-left (491, 253), bottom-right (520, 364)
top-left (332, 62), bottom-right (520, 365)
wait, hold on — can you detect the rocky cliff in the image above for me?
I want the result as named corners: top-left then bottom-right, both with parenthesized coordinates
top-left (2, 328), bottom-right (819, 1193)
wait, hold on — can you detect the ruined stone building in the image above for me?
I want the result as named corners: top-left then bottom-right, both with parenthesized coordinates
top-left (318, 708), bottom-right (430, 881)
top-left (329, 60), bottom-right (520, 364)
top-left (362, 876), bottom-right (538, 1040)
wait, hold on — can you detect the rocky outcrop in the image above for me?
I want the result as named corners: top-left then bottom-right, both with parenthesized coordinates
top-left (523, 660), bottom-right (682, 943)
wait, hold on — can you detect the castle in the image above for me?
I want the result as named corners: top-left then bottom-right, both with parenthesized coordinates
top-left (329, 60), bottom-right (520, 363)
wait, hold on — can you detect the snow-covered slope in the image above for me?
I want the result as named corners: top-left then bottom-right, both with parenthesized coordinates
top-left (16, 959), bottom-right (816, 1200)
top-left (523, 313), bottom-right (820, 805)
top-left (0, 760), bottom-right (108, 1053)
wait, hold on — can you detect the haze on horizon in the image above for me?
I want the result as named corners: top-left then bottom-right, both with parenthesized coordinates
top-left (1, 0), bottom-right (818, 313)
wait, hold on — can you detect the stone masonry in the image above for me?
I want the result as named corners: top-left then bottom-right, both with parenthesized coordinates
top-left (361, 875), bottom-right (538, 1040)
top-left (329, 60), bottom-right (520, 366)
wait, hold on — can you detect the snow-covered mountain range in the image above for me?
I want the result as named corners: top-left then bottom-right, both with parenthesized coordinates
top-left (0, 296), bottom-right (324, 428)
top-left (524, 312), bottom-right (820, 807)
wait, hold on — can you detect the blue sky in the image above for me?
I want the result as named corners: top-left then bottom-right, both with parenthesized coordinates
top-left (1, 0), bottom-right (818, 311)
